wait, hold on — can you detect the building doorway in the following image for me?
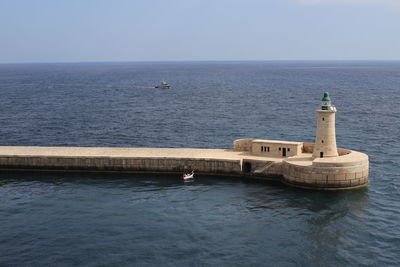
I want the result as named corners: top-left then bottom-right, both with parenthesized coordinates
top-left (282, 148), bottom-right (287, 157)
top-left (320, 152), bottom-right (324, 158)
top-left (243, 162), bottom-right (252, 173)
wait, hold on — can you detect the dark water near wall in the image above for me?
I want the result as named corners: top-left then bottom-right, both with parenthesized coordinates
top-left (0, 61), bottom-right (399, 266)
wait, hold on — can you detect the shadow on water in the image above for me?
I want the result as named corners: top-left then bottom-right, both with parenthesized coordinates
top-left (0, 171), bottom-right (374, 266)
top-left (0, 171), bottom-right (182, 187)
top-left (0, 170), bottom-right (278, 185)
top-left (0, 170), bottom-right (372, 205)
top-left (0, 170), bottom-right (370, 218)
top-left (237, 176), bottom-right (370, 214)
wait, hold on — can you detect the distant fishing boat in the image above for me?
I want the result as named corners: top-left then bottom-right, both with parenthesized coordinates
top-left (154, 81), bottom-right (171, 89)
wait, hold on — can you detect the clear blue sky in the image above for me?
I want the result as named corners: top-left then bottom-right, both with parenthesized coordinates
top-left (0, 0), bottom-right (399, 63)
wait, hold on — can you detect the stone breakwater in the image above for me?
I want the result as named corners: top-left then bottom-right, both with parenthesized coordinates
top-left (0, 146), bottom-right (244, 175)
top-left (0, 141), bottom-right (369, 190)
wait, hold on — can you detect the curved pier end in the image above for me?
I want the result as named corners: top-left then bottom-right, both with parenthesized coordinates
top-left (233, 139), bottom-right (369, 190)
top-left (282, 150), bottom-right (369, 190)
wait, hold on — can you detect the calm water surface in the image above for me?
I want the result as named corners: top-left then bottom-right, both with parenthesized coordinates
top-left (0, 61), bottom-right (399, 266)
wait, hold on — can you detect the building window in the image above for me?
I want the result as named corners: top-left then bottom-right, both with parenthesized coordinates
top-left (322, 140), bottom-right (324, 143)
top-left (279, 147), bottom-right (281, 151)
top-left (322, 117), bottom-right (325, 121)
top-left (288, 148), bottom-right (290, 152)
top-left (267, 147), bottom-right (270, 152)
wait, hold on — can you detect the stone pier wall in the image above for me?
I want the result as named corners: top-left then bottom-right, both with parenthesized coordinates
top-left (0, 146), bottom-right (370, 190)
top-left (0, 156), bottom-right (242, 176)
top-left (282, 152), bottom-right (369, 189)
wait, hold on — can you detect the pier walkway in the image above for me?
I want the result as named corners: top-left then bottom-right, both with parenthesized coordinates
top-left (0, 146), bottom-right (281, 177)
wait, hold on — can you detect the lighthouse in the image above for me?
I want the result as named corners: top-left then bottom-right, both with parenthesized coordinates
top-left (313, 92), bottom-right (338, 158)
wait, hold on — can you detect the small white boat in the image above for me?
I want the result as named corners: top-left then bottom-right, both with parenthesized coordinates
top-left (182, 171), bottom-right (194, 180)
top-left (155, 81), bottom-right (171, 89)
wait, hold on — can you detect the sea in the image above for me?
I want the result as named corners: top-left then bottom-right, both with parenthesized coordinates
top-left (0, 61), bottom-right (399, 266)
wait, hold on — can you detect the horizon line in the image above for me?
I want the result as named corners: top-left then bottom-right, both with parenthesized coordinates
top-left (1, 59), bottom-right (400, 65)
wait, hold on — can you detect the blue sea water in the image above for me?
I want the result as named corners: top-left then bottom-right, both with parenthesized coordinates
top-left (0, 61), bottom-right (399, 266)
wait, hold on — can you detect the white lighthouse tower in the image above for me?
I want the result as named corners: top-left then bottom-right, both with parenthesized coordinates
top-left (313, 92), bottom-right (338, 158)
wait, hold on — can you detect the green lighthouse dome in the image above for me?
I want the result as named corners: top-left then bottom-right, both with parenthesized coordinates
top-left (322, 92), bottom-right (331, 102)
top-left (320, 91), bottom-right (335, 110)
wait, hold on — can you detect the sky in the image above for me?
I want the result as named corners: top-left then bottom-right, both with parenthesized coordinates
top-left (0, 0), bottom-right (399, 63)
